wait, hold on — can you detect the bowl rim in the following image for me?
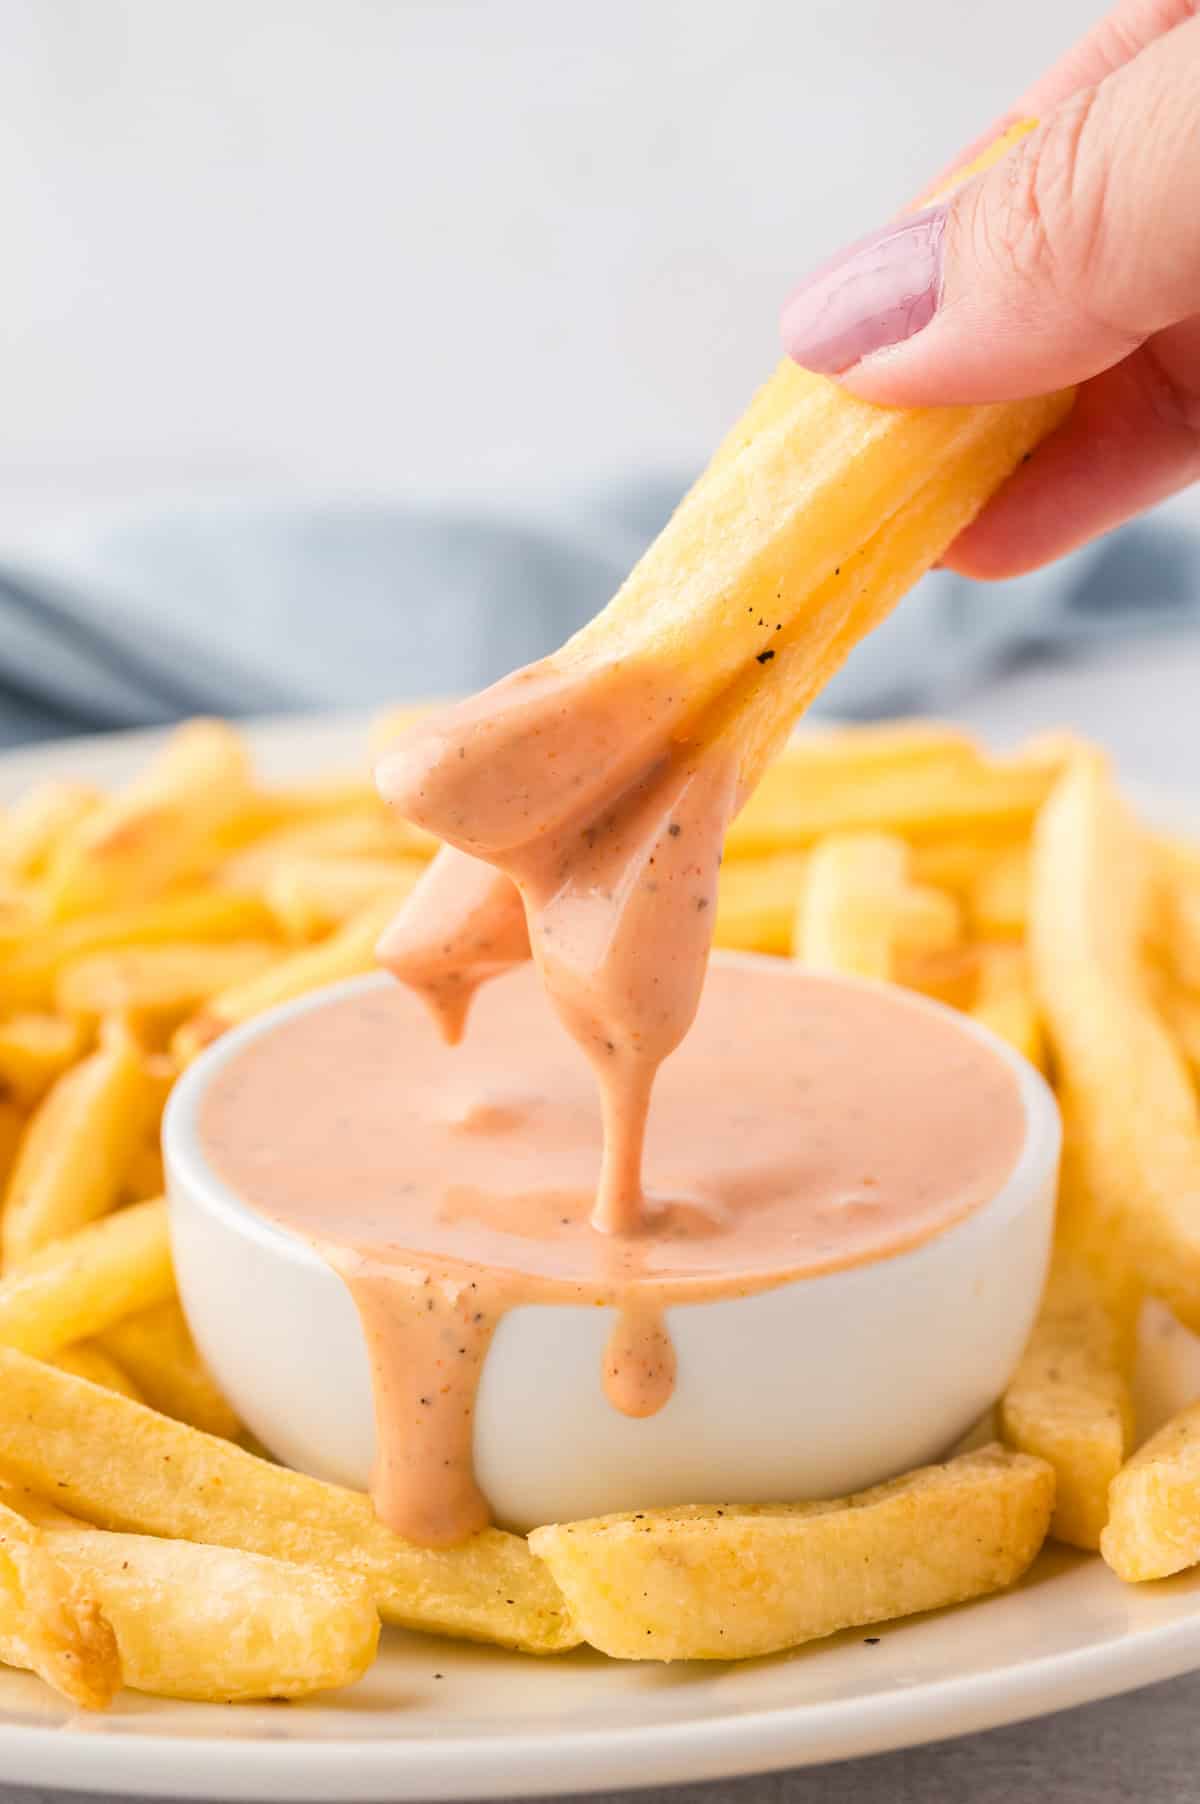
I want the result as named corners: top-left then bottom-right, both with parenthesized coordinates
top-left (164, 951), bottom-right (1062, 1291)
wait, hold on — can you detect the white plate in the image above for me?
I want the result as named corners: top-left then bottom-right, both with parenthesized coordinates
top-left (3, 713), bottom-right (1200, 1802)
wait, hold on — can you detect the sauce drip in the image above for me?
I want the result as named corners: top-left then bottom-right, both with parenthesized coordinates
top-left (377, 659), bottom-right (739, 1234)
top-left (199, 964), bottom-right (1025, 1546)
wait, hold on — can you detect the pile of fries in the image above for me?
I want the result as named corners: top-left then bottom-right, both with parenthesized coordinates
top-left (0, 708), bottom-right (1198, 1700)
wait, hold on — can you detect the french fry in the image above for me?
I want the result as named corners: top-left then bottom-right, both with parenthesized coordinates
top-left (0, 781), bottom-right (100, 882)
top-left (56, 940), bottom-right (281, 1041)
top-left (969, 843), bottom-right (1030, 940)
top-left (999, 1243), bottom-right (1138, 1549)
top-left (53, 1343), bottom-right (144, 1403)
top-left (795, 833), bottom-right (960, 980)
top-left (1029, 755), bottom-right (1200, 1328)
top-left (1163, 983), bottom-right (1200, 1079)
top-left (42, 1531), bottom-right (379, 1702)
top-left (529, 1445), bottom-right (1052, 1661)
top-left (0, 1200), bottom-right (174, 1358)
top-left (0, 1013), bottom-right (86, 1109)
top-left (101, 1301), bottom-right (240, 1440)
top-left (264, 855), bottom-right (428, 941)
top-left (0, 1349), bottom-right (577, 1652)
top-left (212, 777), bottom-right (380, 850)
top-left (0, 890), bottom-right (275, 1012)
top-left (172, 893), bottom-right (404, 1062)
top-left (910, 828), bottom-right (1027, 897)
top-left (1102, 1401), bottom-right (1200, 1581)
top-left (220, 810), bottom-right (435, 894)
top-left (44, 720), bottom-right (253, 918)
top-left (893, 943), bottom-right (981, 1009)
top-left (122, 1141), bottom-right (166, 1204)
top-left (2, 1025), bottom-right (155, 1266)
top-left (970, 944), bottom-right (1044, 1069)
top-left (0, 1103), bottom-right (24, 1194)
top-left (712, 854), bottom-right (809, 955)
top-left (0, 1498), bottom-right (119, 1709)
top-left (728, 746), bottom-right (1057, 858)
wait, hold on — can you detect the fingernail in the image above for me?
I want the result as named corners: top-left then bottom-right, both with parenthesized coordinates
top-left (780, 204), bottom-right (947, 376)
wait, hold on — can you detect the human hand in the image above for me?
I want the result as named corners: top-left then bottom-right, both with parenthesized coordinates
top-left (780, 0), bottom-right (1200, 577)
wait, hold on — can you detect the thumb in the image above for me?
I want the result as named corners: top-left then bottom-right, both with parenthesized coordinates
top-left (781, 12), bottom-right (1200, 406)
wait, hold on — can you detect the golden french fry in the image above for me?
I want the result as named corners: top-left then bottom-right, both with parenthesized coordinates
top-left (999, 1244), bottom-right (1138, 1549)
top-left (1102, 1401), bottom-right (1200, 1580)
top-left (0, 1103), bottom-right (24, 1195)
top-left (0, 1013), bottom-right (86, 1109)
top-left (172, 893), bottom-right (403, 1062)
top-left (2, 1026), bottom-right (155, 1266)
top-left (712, 854), bottom-right (809, 954)
top-left (1164, 875), bottom-right (1200, 993)
top-left (212, 777), bottom-right (380, 851)
top-left (795, 833), bottom-right (960, 980)
top-left (0, 1349), bottom-right (576, 1652)
top-left (530, 1445), bottom-right (1052, 1661)
top-left (264, 855), bottom-right (428, 941)
top-left (1029, 754), bottom-right (1200, 1328)
top-left (968, 843), bottom-right (1029, 940)
top-left (44, 720), bottom-right (253, 919)
top-left (729, 749), bottom-right (1057, 857)
top-left (101, 1301), bottom-right (240, 1440)
top-left (1, 890), bottom-right (275, 1012)
top-left (0, 1199), bottom-right (174, 1358)
top-left (893, 942), bottom-right (981, 1010)
top-left (1163, 983), bottom-right (1200, 1079)
top-left (122, 1141), bottom-right (166, 1204)
top-left (0, 1498), bottom-right (120, 1709)
top-left (970, 944), bottom-right (1044, 1069)
top-left (56, 940), bottom-right (280, 1041)
top-left (220, 810), bottom-right (435, 894)
top-left (909, 829), bottom-right (1027, 896)
top-left (0, 782), bottom-right (100, 882)
top-left (42, 1530), bottom-right (379, 1702)
top-left (53, 1343), bottom-right (144, 1403)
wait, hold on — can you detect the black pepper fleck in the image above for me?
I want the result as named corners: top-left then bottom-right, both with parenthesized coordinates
top-left (756, 649), bottom-right (775, 664)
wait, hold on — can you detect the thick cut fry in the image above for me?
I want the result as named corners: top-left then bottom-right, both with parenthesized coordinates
top-left (44, 720), bottom-right (253, 918)
top-left (1164, 878), bottom-right (1200, 994)
top-left (1163, 983), bottom-right (1200, 1079)
top-left (44, 1531), bottom-right (378, 1701)
top-left (969, 843), bottom-right (1030, 940)
top-left (56, 940), bottom-right (280, 1040)
top-left (172, 893), bottom-right (403, 1062)
top-left (0, 781), bottom-right (100, 881)
top-left (1029, 756), bottom-right (1200, 1327)
top-left (970, 945), bottom-right (1044, 1069)
top-left (264, 855), bottom-right (428, 941)
top-left (910, 829), bottom-right (1027, 896)
top-left (894, 943), bottom-right (981, 1009)
top-left (0, 890), bottom-right (275, 1012)
top-left (220, 810), bottom-right (435, 894)
top-left (0, 1349), bottom-right (576, 1652)
top-left (999, 1245), bottom-right (1138, 1549)
top-left (2, 1027), bottom-right (155, 1266)
top-left (1102, 1402), bottom-right (1200, 1581)
top-left (54, 1344), bottom-right (143, 1403)
top-left (101, 1301), bottom-right (239, 1439)
top-left (211, 777), bottom-right (380, 850)
top-left (796, 833), bottom-right (960, 980)
top-left (0, 1103), bottom-right (23, 1194)
top-left (728, 750), bottom-right (1057, 857)
top-left (0, 1199), bottom-right (174, 1358)
top-left (0, 1499), bottom-right (119, 1709)
top-left (530, 1445), bottom-right (1052, 1661)
top-left (712, 854), bottom-right (809, 954)
top-left (0, 1013), bottom-right (86, 1109)
top-left (122, 1141), bottom-right (166, 1204)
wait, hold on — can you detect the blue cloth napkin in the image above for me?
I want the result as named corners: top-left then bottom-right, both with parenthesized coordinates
top-left (1, 487), bottom-right (1196, 746)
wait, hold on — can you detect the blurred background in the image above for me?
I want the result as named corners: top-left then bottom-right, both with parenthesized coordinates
top-left (2, 0), bottom-right (1198, 779)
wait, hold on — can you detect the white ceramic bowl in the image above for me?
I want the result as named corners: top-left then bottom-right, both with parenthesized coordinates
top-left (164, 964), bottom-right (1060, 1533)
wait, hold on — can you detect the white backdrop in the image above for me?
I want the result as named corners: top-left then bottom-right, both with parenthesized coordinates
top-left (0, 0), bottom-right (1102, 533)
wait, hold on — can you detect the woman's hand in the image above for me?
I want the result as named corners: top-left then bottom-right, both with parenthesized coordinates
top-left (780, 0), bottom-right (1200, 577)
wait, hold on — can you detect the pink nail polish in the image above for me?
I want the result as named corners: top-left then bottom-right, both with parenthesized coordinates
top-left (780, 204), bottom-right (947, 376)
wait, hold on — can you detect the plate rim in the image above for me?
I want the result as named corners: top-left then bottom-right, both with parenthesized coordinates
top-left (2, 710), bottom-right (1199, 1800)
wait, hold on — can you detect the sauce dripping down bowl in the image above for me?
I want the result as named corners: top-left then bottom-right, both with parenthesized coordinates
top-left (164, 957), bottom-right (1059, 1537)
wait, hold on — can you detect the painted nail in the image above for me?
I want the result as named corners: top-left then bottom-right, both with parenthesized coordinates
top-left (780, 204), bottom-right (947, 376)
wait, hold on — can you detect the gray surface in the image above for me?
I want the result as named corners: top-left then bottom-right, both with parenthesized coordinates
top-left (1, 1670), bottom-right (1198, 1801)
